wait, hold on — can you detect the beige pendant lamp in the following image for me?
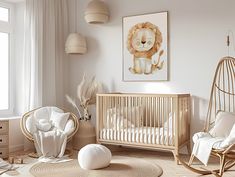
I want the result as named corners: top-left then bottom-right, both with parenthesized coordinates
top-left (85, 0), bottom-right (109, 24)
top-left (65, 33), bottom-right (87, 54)
top-left (65, 0), bottom-right (87, 54)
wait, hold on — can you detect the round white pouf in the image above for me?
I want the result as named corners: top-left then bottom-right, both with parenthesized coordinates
top-left (78, 144), bottom-right (112, 170)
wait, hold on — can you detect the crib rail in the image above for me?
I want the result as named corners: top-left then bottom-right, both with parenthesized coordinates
top-left (96, 93), bottom-right (190, 151)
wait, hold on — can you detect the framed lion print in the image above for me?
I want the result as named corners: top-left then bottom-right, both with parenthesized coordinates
top-left (122, 11), bottom-right (168, 81)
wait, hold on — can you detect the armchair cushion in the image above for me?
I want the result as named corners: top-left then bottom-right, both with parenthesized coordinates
top-left (50, 111), bottom-right (70, 131)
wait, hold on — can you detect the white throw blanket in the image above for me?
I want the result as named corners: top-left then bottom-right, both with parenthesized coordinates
top-left (33, 129), bottom-right (67, 160)
top-left (192, 132), bottom-right (224, 166)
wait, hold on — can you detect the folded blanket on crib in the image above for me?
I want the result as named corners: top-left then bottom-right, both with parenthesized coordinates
top-left (33, 129), bottom-right (67, 159)
top-left (192, 132), bottom-right (224, 166)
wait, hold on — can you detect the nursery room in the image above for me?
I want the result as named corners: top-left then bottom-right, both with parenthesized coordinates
top-left (0, 0), bottom-right (235, 176)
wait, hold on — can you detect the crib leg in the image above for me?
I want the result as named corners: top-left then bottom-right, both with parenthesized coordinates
top-left (173, 149), bottom-right (180, 165)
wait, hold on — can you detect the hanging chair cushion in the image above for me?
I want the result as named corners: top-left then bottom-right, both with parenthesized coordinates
top-left (64, 119), bottom-right (75, 135)
top-left (36, 119), bottom-right (52, 131)
top-left (34, 107), bottom-right (63, 121)
top-left (220, 123), bottom-right (235, 148)
top-left (50, 111), bottom-right (70, 131)
top-left (25, 107), bottom-right (75, 135)
top-left (26, 115), bottom-right (37, 134)
top-left (209, 111), bottom-right (235, 138)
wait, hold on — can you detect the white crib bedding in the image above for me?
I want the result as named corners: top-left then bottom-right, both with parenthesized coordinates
top-left (100, 127), bottom-right (174, 145)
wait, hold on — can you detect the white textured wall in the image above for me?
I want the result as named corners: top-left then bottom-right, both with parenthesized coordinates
top-left (67, 0), bottom-right (235, 135)
top-left (8, 0), bottom-right (235, 152)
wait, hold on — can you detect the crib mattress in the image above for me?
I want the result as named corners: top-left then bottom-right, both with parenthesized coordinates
top-left (100, 127), bottom-right (174, 146)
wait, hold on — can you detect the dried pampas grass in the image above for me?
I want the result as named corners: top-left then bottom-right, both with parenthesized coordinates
top-left (66, 73), bottom-right (103, 120)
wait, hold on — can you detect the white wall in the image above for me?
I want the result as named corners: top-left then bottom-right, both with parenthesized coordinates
top-left (8, 0), bottom-right (235, 152)
top-left (67, 0), bottom-right (235, 135)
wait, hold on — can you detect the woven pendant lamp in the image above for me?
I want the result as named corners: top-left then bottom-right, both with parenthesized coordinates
top-left (85, 0), bottom-right (109, 24)
top-left (65, 33), bottom-right (87, 54)
top-left (65, 0), bottom-right (87, 54)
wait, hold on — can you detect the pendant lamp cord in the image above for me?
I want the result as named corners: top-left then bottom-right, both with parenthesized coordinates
top-left (227, 30), bottom-right (235, 56)
top-left (74, 0), bottom-right (77, 32)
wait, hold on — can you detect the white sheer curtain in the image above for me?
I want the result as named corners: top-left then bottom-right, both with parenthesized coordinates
top-left (23, 0), bottom-right (69, 150)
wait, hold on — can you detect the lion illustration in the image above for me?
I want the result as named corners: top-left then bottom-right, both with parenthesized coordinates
top-left (127, 22), bottom-right (164, 75)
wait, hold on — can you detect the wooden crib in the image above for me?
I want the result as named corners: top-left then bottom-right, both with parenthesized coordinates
top-left (96, 93), bottom-right (191, 162)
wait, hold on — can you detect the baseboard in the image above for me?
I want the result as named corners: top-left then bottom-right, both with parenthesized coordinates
top-left (9, 144), bottom-right (24, 153)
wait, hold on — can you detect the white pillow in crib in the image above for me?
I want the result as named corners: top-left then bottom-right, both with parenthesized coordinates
top-left (163, 113), bottom-right (174, 130)
top-left (50, 111), bottom-right (70, 131)
top-left (117, 116), bottom-right (135, 130)
top-left (106, 106), bottom-right (143, 128)
top-left (209, 111), bottom-right (235, 138)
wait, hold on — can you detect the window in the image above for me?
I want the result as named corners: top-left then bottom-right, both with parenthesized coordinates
top-left (0, 2), bottom-right (13, 115)
top-left (0, 32), bottom-right (9, 110)
top-left (0, 6), bottom-right (9, 22)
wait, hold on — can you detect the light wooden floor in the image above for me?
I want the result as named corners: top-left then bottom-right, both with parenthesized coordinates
top-left (111, 148), bottom-right (235, 177)
top-left (8, 148), bottom-right (235, 177)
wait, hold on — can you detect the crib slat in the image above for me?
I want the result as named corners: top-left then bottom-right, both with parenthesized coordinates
top-left (158, 97), bottom-right (160, 145)
top-left (150, 97), bottom-right (154, 144)
top-left (153, 97), bottom-right (156, 144)
top-left (170, 97), bottom-right (173, 146)
top-left (128, 96), bottom-right (130, 142)
top-left (107, 96), bottom-right (111, 140)
top-left (162, 97), bottom-right (165, 145)
top-left (116, 96), bottom-right (118, 140)
top-left (167, 97), bottom-right (169, 146)
top-left (138, 96), bottom-right (141, 143)
top-left (142, 97), bottom-right (145, 144)
top-left (171, 98), bottom-right (174, 146)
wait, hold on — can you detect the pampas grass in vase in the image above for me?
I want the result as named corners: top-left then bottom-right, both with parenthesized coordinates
top-left (66, 73), bottom-right (102, 149)
top-left (66, 73), bottom-right (103, 121)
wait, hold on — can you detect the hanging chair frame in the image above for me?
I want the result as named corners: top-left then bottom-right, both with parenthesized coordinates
top-left (177, 56), bottom-right (235, 177)
top-left (20, 107), bottom-right (79, 158)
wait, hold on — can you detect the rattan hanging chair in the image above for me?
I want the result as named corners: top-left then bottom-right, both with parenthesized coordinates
top-left (177, 56), bottom-right (235, 177)
top-left (20, 106), bottom-right (79, 157)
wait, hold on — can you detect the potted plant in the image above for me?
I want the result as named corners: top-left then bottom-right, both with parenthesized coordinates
top-left (66, 73), bottom-right (102, 150)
